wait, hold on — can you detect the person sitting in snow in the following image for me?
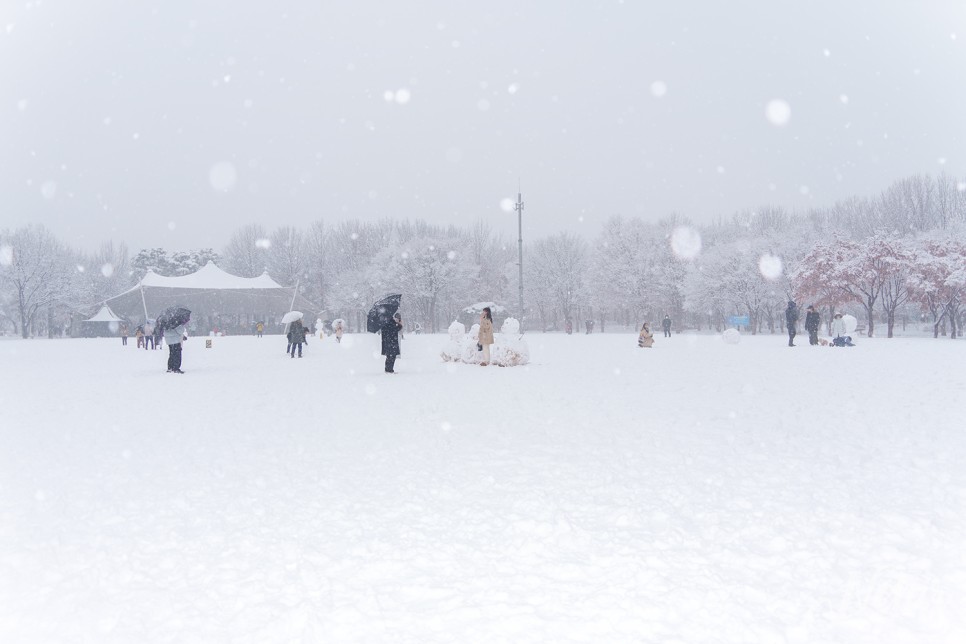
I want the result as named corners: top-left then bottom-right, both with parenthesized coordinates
top-left (830, 313), bottom-right (855, 347)
top-left (638, 322), bottom-right (654, 348)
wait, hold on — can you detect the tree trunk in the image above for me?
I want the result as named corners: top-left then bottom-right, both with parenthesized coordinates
top-left (886, 310), bottom-right (895, 338)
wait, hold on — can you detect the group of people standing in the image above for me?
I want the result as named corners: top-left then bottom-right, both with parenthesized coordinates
top-left (122, 323), bottom-right (163, 350)
top-left (786, 301), bottom-right (855, 347)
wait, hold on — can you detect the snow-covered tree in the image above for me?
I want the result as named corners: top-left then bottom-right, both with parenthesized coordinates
top-left (0, 225), bottom-right (74, 338)
top-left (907, 238), bottom-right (966, 338)
top-left (223, 224), bottom-right (269, 278)
top-left (267, 226), bottom-right (307, 287)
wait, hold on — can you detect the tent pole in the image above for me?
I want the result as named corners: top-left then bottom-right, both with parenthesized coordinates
top-left (139, 284), bottom-right (148, 320)
top-left (289, 278), bottom-right (299, 311)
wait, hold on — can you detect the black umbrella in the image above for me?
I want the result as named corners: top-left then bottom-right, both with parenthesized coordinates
top-left (156, 306), bottom-right (191, 333)
top-left (366, 294), bottom-right (401, 333)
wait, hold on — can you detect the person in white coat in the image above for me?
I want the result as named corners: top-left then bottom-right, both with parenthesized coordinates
top-left (164, 322), bottom-right (188, 373)
top-left (831, 313), bottom-right (847, 339)
top-left (830, 313), bottom-right (854, 347)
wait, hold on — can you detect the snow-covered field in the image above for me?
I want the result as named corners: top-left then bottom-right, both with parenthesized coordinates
top-left (2, 332), bottom-right (965, 643)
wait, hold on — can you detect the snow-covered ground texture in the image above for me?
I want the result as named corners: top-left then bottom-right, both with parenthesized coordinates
top-left (2, 332), bottom-right (965, 643)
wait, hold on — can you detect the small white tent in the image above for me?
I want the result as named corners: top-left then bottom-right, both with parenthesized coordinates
top-left (104, 262), bottom-right (317, 334)
top-left (85, 305), bottom-right (124, 323)
top-left (82, 304), bottom-right (126, 338)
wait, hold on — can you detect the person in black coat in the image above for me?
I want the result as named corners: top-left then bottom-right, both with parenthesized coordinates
top-left (785, 301), bottom-right (799, 347)
top-left (287, 319), bottom-right (308, 358)
top-left (662, 315), bottom-right (672, 338)
top-left (804, 305), bottom-right (821, 346)
top-left (381, 312), bottom-right (403, 373)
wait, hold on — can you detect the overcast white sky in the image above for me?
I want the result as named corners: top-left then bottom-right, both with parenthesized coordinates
top-left (2, 1), bottom-right (965, 252)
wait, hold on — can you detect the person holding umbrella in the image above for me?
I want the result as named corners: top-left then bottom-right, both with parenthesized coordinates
top-left (163, 319), bottom-right (188, 373)
top-left (287, 318), bottom-right (308, 358)
top-left (382, 311), bottom-right (403, 373)
top-left (157, 306), bottom-right (191, 374)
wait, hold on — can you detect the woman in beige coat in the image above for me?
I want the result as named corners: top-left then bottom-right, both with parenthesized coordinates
top-left (479, 307), bottom-right (495, 366)
top-left (638, 322), bottom-right (654, 348)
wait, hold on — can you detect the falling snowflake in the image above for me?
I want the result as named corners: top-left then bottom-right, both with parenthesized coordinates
top-left (101, 263), bottom-right (114, 278)
top-left (758, 254), bottom-right (783, 281)
top-left (256, 238), bottom-right (271, 249)
top-left (765, 99), bottom-right (791, 126)
top-left (41, 181), bottom-right (57, 199)
top-left (499, 198), bottom-right (515, 212)
top-left (670, 226), bottom-right (702, 260)
top-left (447, 250), bottom-right (456, 260)
top-left (0, 245), bottom-right (12, 266)
top-left (650, 81), bottom-right (667, 98)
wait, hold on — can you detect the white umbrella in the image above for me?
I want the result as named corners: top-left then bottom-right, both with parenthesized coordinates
top-left (281, 310), bottom-right (303, 324)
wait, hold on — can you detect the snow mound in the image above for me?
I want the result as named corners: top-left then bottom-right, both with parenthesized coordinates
top-left (441, 320), bottom-right (529, 366)
top-left (842, 314), bottom-right (858, 334)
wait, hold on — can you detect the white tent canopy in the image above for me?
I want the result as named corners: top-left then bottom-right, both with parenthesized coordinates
top-left (104, 261), bottom-right (317, 329)
top-left (85, 305), bottom-right (124, 323)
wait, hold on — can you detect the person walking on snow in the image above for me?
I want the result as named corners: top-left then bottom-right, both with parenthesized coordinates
top-left (785, 301), bottom-right (800, 347)
top-left (662, 314), bottom-right (672, 338)
top-left (381, 312), bottom-right (403, 373)
top-left (164, 320), bottom-right (188, 373)
top-left (256, 321), bottom-right (264, 338)
top-left (638, 322), bottom-right (654, 348)
top-left (805, 305), bottom-right (821, 346)
top-left (479, 307), bottom-right (495, 366)
top-left (334, 320), bottom-right (344, 343)
top-left (287, 319), bottom-right (308, 358)
top-left (120, 323), bottom-right (129, 346)
top-left (143, 322), bottom-right (155, 350)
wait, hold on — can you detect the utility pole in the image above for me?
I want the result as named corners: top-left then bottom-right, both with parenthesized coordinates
top-left (515, 189), bottom-right (524, 332)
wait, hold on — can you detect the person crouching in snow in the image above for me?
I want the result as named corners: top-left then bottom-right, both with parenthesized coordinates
top-left (478, 307), bottom-right (495, 365)
top-left (638, 322), bottom-right (654, 348)
top-left (287, 319), bottom-right (308, 358)
top-left (830, 313), bottom-right (854, 347)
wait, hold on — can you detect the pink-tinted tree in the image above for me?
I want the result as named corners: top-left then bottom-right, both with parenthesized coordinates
top-left (867, 234), bottom-right (914, 338)
top-left (907, 239), bottom-right (966, 339)
top-left (790, 238), bottom-right (852, 333)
